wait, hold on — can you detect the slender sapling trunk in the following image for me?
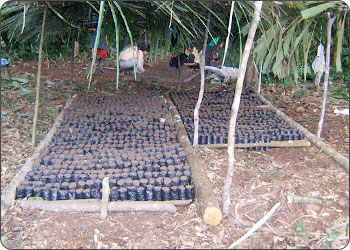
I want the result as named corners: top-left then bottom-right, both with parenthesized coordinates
top-left (222, 1), bottom-right (263, 217)
top-left (316, 13), bottom-right (337, 138)
top-left (193, 11), bottom-right (211, 146)
top-left (32, 5), bottom-right (48, 146)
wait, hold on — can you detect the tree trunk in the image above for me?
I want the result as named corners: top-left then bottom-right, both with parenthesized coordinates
top-left (32, 5), bottom-right (48, 146)
top-left (222, 1), bottom-right (235, 67)
top-left (193, 11), bottom-right (211, 146)
top-left (222, 1), bottom-right (263, 218)
top-left (316, 13), bottom-right (337, 138)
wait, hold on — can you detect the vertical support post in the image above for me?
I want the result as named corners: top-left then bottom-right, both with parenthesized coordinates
top-left (222, 1), bottom-right (263, 218)
top-left (258, 62), bottom-right (263, 93)
top-left (222, 1), bottom-right (235, 67)
top-left (32, 4), bottom-right (48, 146)
top-left (70, 31), bottom-right (75, 98)
top-left (316, 13), bottom-right (337, 138)
top-left (193, 10), bottom-right (211, 146)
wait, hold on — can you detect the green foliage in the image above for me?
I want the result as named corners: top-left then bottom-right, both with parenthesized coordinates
top-left (28, 196), bottom-right (44, 200)
top-left (47, 107), bottom-right (59, 118)
top-left (295, 219), bottom-right (307, 233)
top-left (295, 89), bottom-right (306, 98)
top-left (329, 88), bottom-right (348, 99)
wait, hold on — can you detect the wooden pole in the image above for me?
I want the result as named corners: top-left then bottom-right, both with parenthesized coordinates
top-left (222, 1), bottom-right (263, 218)
top-left (19, 200), bottom-right (179, 213)
top-left (109, 2), bottom-right (120, 90)
top-left (31, 5), bottom-right (48, 146)
top-left (101, 177), bottom-right (110, 219)
top-left (228, 202), bottom-right (281, 249)
top-left (316, 13), bottom-right (337, 138)
top-left (167, 95), bottom-right (222, 226)
top-left (255, 90), bottom-right (349, 171)
top-left (193, 10), bottom-right (211, 146)
top-left (87, 1), bottom-right (105, 90)
top-left (222, 1), bottom-right (235, 67)
top-left (197, 139), bottom-right (310, 149)
top-left (69, 31), bottom-right (75, 97)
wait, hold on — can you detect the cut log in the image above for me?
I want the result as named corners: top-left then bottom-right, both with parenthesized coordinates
top-left (1, 95), bottom-right (77, 208)
top-left (254, 89), bottom-right (349, 170)
top-left (19, 200), bottom-right (178, 213)
top-left (166, 94), bottom-right (223, 226)
top-left (198, 139), bottom-right (311, 148)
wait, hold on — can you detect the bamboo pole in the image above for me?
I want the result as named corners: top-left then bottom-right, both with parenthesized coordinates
top-left (69, 31), bottom-right (75, 97)
top-left (167, 95), bottom-right (222, 226)
top-left (87, 1), bottom-right (105, 90)
top-left (316, 13), bottom-right (337, 138)
top-left (222, 1), bottom-right (235, 67)
top-left (193, 10), bottom-right (211, 146)
top-left (222, 1), bottom-right (263, 218)
top-left (109, 2), bottom-right (120, 90)
top-left (32, 5), bottom-right (48, 146)
top-left (197, 139), bottom-right (310, 149)
top-left (254, 90), bottom-right (349, 170)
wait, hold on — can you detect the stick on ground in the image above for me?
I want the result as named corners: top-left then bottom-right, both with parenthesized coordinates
top-left (228, 202), bottom-right (281, 249)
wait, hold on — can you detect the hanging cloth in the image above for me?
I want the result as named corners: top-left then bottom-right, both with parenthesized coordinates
top-left (312, 43), bottom-right (326, 86)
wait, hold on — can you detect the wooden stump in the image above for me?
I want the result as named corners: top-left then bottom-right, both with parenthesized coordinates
top-left (166, 94), bottom-right (223, 226)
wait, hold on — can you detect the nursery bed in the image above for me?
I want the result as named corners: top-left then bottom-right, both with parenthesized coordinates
top-left (15, 94), bottom-right (195, 202)
top-left (170, 89), bottom-right (306, 150)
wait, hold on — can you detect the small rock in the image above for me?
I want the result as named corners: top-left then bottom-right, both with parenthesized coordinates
top-left (344, 138), bottom-right (349, 143)
top-left (296, 107), bottom-right (305, 113)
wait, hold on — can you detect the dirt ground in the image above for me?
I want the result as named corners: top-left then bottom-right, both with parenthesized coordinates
top-left (1, 56), bottom-right (349, 249)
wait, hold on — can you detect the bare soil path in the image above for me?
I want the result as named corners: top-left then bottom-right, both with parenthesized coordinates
top-left (1, 57), bottom-right (348, 249)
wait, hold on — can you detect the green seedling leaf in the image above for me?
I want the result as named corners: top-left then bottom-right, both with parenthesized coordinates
top-left (329, 93), bottom-right (347, 99)
top-left (18, 88), bottom-right (34, 96)
top-left (246, 160), bottom-right (256, 168)
top-left (15, 233), bottom-right (23, 240)
top-left (9, 81), bottom-right (21, 88)
top-left (1, 231), bottom-right (11, 237)
top-left (296, 220), bottom-right (306, 233)
top-left (328, 231), bottom-right (341, 239)
top-left (12, 77), bottom-right (29, 84)
top-left (28, 197), bottom-right (44, 200)
top-left (1, 231), bottom-right (12, 242)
